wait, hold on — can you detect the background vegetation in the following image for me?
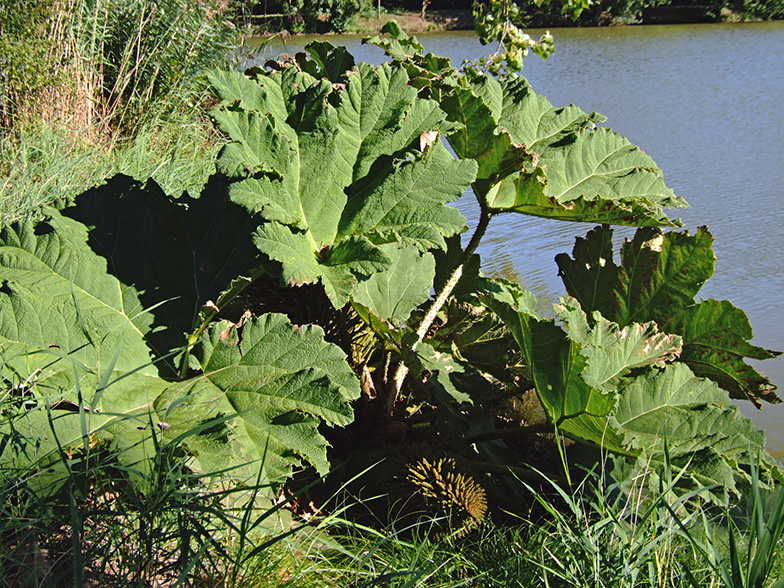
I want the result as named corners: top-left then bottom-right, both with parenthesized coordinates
top-left (231, 0), bottom-right (783, 32)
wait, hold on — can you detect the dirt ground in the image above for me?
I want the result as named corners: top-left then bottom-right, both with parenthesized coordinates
top-left (350, 9), bottom-right (474, 34)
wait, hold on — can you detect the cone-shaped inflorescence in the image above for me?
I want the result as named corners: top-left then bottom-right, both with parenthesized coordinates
top-left (406, 457), bottom-right (487, 536)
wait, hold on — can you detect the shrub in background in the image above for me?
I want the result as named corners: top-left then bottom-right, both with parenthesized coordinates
top-left (290, 0), bottom-right (374, 33)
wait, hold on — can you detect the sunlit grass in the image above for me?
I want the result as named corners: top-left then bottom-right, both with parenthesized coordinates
top-left (0, 110), bottom-right (226, 226)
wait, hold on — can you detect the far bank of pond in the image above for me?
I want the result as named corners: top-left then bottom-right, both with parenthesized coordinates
top-left (245, 7), bottom-right (779, 37)
top-left (247, 22), bottom-right (784, 456)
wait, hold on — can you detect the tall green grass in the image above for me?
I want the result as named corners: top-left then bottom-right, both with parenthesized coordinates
top-left (0, 393), bottom-right (471, 587)
top-left (674, 455), bottom-right (784, 588)
top-left (0, 339), bottom-right (457, 587)
top-left (1, 0), bottom-right (236, 135)
top-left (0, 0), bottom-right (238, 224)
top-left (0, 114), bottom-right (226, 225)
top-left (311, 454), bottom-right (784, 588)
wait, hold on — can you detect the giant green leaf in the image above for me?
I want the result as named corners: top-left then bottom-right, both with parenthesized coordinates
top-left (364, 23), bottom-right (458, 102)
top-left (413, 342), bottom-right (474, 406)
top-left (482, 287), bottom-right (780, 501)
top-left (556, 225), bottom-right (781, 404)
top-left (0, 208), bottom-right (175, 490)
top-left (499, 76), bottom-right (605, 152)
top-left (436, 74), bottom-right (687, 226)
top-left (338, 141), bottom-right (474, 250)
top-left (338, 62), bottom-right (461, 182)
top-left (439, 80), bottom-right (531, 186)
top-left (211, 111), bottom-right (302, 226)
top-left (363, 21), bottom-right (426, 62)
top-left (669, 300), bottom-right (781, 406)
top-left (0, 209), bottom-right (155, 374)
top-left (483, 288), bottom-right (687, 449)
top-left (211, 53), bottom-right (476, 319)
top-left (480, 286), bottom-right (623, 448)
top-left (0, 184), bottom-right (362, 495)
top-left (61, 174), bottom-right (262, 373)
top-left (614, 226), bottom-right (715, 325)
top-left (494, 78), bottom-right (686, 226)
top-left (208, 68), bottom-right (288, 119)
top-left (253, 224), bottom-right (390, 305)
top-left (554, 297), bottom-right (682, 393)
top-left (487, 128), bottom-right (687, 226)
top-left (409, 342), bottom-right (499, 443)
top-left (474, 82), bottom-right (682, 224)
top-left (156, 314), bottom-right (358, 484)
top-left (366, 29), bottom-right (687, 226)
top-left (556, 225), bottom-right (713, 325)
top-left (611, 363), bottom-right (782, 503)
top-left (294, 41), bottom-right (355, 83)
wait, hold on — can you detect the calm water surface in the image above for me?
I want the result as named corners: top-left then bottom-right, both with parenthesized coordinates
top-left (251, 23), bottom-right (784, 454)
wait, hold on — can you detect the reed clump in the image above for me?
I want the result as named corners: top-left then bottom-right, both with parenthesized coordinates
top-left (1, 0), bottom-right (236, 137)
top-left (0, 0), bottom-right (237, 223)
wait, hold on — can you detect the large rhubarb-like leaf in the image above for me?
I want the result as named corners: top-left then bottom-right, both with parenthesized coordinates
top-left (483, 286), bottom-right (685, 449)
top-left (428, 298), bottom-right (520, 383)
top-left (554, 297), bottom-right (682, 394)
top-left (410, 342), bottom-right (498, 442)
top-left (294, 41), bottom-right (355, 83)
top-left (211, 54), bottom-right (476, 318)
top-left (498, 77), bottom-right (604, 152)
top-left (253, 225), bottom-right (390, 306)
top-left (438, 73), bottom-right (687, 227)
top-left (480, 286), bottom-right (622, 448)
top-left (61, 174), bottom-right (261, 374)
top-left (612, 227), bottom-right (715, 326)
top-left (671, 300), bottom-right (780, 404)
top-left (555, 224), bottom-right (618, 319)
top-left (438, 78), bottom-right (531, 189)
top-left (611, 363), bottom-right (782, 503)
top-left (0, 209), bottom-right (155, 374)
top-left (337, 141), bottom-right (472, 250)
top-left (0, 210), bottom-right (169, 490)
top-left (481, 287), bottom-right (780, 502)
top-left (556, 225), bottom-right (781, 405)
top-left (500, 128), bottom-right (685, 226)
top-left (156, 313), bottom-right (358, 484)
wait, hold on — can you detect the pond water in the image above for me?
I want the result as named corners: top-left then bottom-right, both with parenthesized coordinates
top-left (247, 22), bottom-right (784, 455)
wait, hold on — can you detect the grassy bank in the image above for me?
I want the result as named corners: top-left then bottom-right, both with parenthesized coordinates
top-left (0, 115), bottom-right (225, 226)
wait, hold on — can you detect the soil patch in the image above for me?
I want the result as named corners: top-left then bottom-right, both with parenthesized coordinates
top-left (349, 9), bottom-right (473, 34)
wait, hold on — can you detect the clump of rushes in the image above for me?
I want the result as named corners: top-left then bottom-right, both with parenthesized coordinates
top-left (0, 0), bottom-right (236, 137)
top-left (407, 457), bottom-right (487, 537)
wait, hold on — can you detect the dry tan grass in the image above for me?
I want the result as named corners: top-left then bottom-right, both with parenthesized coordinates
top-left (349, 9), bottom-right (473, 34)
